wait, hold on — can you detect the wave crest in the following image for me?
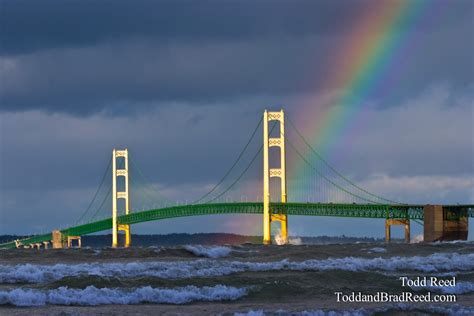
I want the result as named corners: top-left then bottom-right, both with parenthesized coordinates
top-left (0, 285), bottom-right (248, 306)
top-left (184, 245), bottom-right (232, 258)
top-left (1, 252), bottom-right (473, 284)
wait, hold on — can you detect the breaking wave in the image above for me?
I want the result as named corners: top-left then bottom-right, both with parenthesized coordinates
top-left (1, 252), bottom-right (473, 284)
top-left (234, 303), bottom-right (474, 316)
top-left (367, 247), bottom-right (386, 253)
top-left (274, 232), bottom-right (302, 245)
top-left (0, 285), bottom-right (248, 306)
top-left (413, 281), bottom-right (474, 294)
top-left (184, 245), bottom-right (232, 258)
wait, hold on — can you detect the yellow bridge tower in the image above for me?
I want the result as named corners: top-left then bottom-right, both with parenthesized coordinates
top-left (263, 109), bottom-right (288, 245)
top-left (112, 148), bottom-right (131, 247)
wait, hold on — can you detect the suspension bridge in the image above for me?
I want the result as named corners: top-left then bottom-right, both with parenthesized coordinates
top-left (1, 110), bottom-right (472, 249)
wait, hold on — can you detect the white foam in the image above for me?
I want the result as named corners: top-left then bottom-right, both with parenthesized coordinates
top-left (234, 304), bottom-right (474, 316)
top-left (234, 311), bottom-right (265, 316)
top-left (274, 231), bottom-right (302, 245)
top-left (0, 285), bottom-right (248, 306)
top-left (288, 237), bottom-right (303, 245)
top-left (387, 303), bottom-right (474, 316)
top-left (235, 308), bottom-right (367, 316)
top-left (367, 247), bottom-right (386, 253)
top-left (413, 281), bottom-right (474, 294)
top-left (431, 240), bottom-right (473, 245)
top-left (1, 252), bottom-right (473, 284)
top-left (410, 234), bottom-right (423, 244)
top-left (184, 245), bottom-right (232, 258)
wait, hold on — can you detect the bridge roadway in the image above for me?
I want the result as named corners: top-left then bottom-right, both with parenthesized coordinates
top-left (1, 202), bottom-right (473, 249)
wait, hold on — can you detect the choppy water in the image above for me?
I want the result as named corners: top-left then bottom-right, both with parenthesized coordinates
top-left (0, 241), bottom-right (473, 315)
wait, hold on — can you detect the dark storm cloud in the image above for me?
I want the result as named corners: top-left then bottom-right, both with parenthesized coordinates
top-left (2, 0), bottom-right (471, 56)
top-left (0, 37), bottom-right (329, 114)
top-left (0, 0), bottom-right (473, 115)
top-left (0, 0), bottom-right (373, 56)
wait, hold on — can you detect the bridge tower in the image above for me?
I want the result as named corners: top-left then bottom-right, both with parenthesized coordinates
top-left (112, 148), bottom-right (131, 248)
top-left (263, 109), bottom-right (288, 245)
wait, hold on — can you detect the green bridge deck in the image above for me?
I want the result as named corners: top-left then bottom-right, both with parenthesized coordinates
top-left (1, 202), bottom-right (473, 249)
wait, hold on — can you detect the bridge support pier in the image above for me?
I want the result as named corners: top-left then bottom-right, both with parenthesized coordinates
top-left (423, 205), bottom-right (468, 242)
top-left (112, 149), bottom-right (132, 248)
top-left (263, 110), bottom-right (288, 245)
top-left (67, 236), bottom-right (82, 248)
top-left (51, 230), bottom-right (82, 248)
top-left (385, 219), bottom-right (410, 243)
top-left (52, 230), bottom-right (65, 248)
top-left (118, 224), bottom-right (131, 248)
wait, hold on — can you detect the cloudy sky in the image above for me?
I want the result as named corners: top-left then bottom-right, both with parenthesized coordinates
top-left (0, 0), bottom-right (472, 239)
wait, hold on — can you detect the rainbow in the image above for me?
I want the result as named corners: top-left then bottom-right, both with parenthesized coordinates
top-left (289, 0), bottom-right (435, 200)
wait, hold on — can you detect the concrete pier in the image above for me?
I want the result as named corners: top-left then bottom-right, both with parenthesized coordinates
top-left (385, 219), bottom-right (410, 243)
top-left (51, 230), bottom-right (82, 248)
top-left (67, 236), bottom-right (82, 248)
top-left (52, 230), bottom-right (64, 248)
top-left (423, 205), bottom-right (468, 242)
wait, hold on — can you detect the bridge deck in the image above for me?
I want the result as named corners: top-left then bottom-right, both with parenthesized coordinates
top-left (1, 202), bottom-right (473, 249)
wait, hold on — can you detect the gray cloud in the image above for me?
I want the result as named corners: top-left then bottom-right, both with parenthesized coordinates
top-left (0, 0), bottom-right (398, 56)
top-left (0, 0), bottom-right (472, 115)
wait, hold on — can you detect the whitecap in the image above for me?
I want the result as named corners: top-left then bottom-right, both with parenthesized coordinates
top-left (233, 304), bottom-right (474, 316)
top-left (0, 285), bottom-right (248, 306)
top-left (412, 281), bottom-right (474, 294)
top-left (1, 252), bottom-right (473, 284)
top-left (367, 247), bottom-right (386, 253)
top-left (184, 245), bottom-right (232, 258)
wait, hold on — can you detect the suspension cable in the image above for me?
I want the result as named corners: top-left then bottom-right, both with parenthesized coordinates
top-left (74, 157), bottom-right (112, 225)
top-left (204, 121), bottom-right (277, 203)
top-left (286, 116), bottom-right (403, 204)
top-left (129, 153), bottom-right (172, 205)
top-left (284, 132), bottom-right (380, 204)
top-left (192, 117), bottom-right (263, 204)
top-left (205, 144), bottom-right (262, 203)
top-left (87, 158), bottom-right (124, 223)
top-left (88, 185), bottom-right (112, 222)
